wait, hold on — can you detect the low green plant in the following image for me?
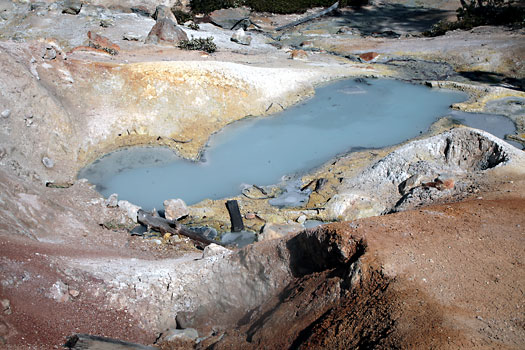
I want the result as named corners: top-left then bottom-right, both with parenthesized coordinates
top-left (172, 9), bottom-right (194, 23)
top-left (179, 36), bottom-right (217, 53)
top-left (425, 0), bottom-right (524, 36)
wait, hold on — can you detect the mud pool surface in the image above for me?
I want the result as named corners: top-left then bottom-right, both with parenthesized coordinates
top-left (79, 78), bottom-right (515, 210)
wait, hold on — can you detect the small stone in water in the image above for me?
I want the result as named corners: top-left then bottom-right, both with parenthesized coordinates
top-left (42, 157), bottom-right (54, 168)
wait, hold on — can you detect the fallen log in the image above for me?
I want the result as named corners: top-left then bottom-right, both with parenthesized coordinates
top-left (137, 209), bottom-right (223, 247)
top-left (275, 1), bottom-right (339, 31)
top-left (64, 334), bottom-right (156, 350)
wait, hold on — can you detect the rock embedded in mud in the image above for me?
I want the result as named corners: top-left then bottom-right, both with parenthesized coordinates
top-left (259, 222), bottom-right (303, 241)
top-left (42, 156), bottom-right (54, 168)
top-left (41, 46), bottom-right (56, 60)
top-left (1, 299), bottom-right (11, 315)
top-left (1, 109), bottom-right (10, 118)
top-left (118, 200), bottom-right (141, 223)
top-left (231, 28), bottom-right (252, 46)
top-left (105, 193), bottom-right (118, 208)
top-left (48, 280), bottom-right (69, 303)
top-left (163, 198), bottom-right (189, 221)
top-left (202, 243), bottom-right (231, 259)
top-left (289, 49), bottom-right (308, 60)
top-left (359, 52), bottom-right (380, 62)
top-left (123, 32), bottom-right (142, 41)
top-left (161, 328), bottom-right (199, 344)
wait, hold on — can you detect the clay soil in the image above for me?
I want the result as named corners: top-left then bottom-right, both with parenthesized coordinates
top-left (2, 176), bottom-right (523, 349)
top-left (193, 177), bottom-right (525, 349)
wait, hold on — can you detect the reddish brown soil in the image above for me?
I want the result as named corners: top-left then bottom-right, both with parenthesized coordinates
top-left (204, 180), bottom-right (525, 349)
top-left (1, 179), bottom-right (524, 349)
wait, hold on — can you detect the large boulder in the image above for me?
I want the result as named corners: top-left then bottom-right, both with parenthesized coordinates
top-left (146, 5), bottom-right (188, 45)
top-left (209, 7), bottom-right (251, 29)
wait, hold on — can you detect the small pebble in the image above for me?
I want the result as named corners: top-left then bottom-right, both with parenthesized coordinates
top-left (42, 157), bottom-right (54, 168)
top-left (245, 212), bottom-right (256, 220)
top-left (1, 109), bottom-right (10, 118)
top-left (69, 289), bottom-right (79, 297)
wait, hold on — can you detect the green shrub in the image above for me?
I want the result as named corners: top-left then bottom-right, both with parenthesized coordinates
top-left (179, 36), bottom-right (217, 53)
top-left (425, 0), bottom-right (524, 36)
top-left (172, 9), bottom-right (194, 23)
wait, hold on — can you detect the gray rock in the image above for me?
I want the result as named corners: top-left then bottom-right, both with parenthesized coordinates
top-left (162, 328), bottom-right (199, 342)
top-left (62, 0), bottom-right (82, 15)
top-left (42, 46), bottom-right (56, 60)
top-left (202, 243), bottom-right (231, 259)
top-left (105, 193), bottom-right (118, 208)
top-left (123, 33), bottom-right (142, 41)
top-left (118, 200), bottom-right (141, 223)
top-left (152, 5), bottom-right (176, 22)
top-left (145, 9), bottom-right (188, 45)
top-left (42, 157), bottom-right (54, 168)
top-left (163, 198), bottom-right (189, 221)
top-left (231, 28), bottom-right (252, 46)
top-left (296, 214), bottom-right (307, 224)
top-left (258, 223), bottom-right (303, 242)
top-left (1, 109), bottom-right (10, 118)
top-left (100, 18), bottom-right (115, 28)
top-left (1, 299), bottom-right (11, 315)
top-left (398, 174), bottom-right (424, 195)
top-left (210, 7), bottom-right (251, 29)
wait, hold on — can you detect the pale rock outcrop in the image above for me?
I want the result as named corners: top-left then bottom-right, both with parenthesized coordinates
top-left (164, 198), bottom-right (189, 221)
top-left (118, 200), bottom-right (141, 222)
top-left (324, 128), bottom-right (525, 221)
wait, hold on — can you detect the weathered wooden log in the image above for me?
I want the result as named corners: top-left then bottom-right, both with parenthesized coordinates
top-left (275, 2), bottom-right (339, 31)
top-left (64, 334), bottom-right (156, 349)
top-left (226, 200), bottom-right (244, 232)
top-left (137, 209), bottom-right (223, 247)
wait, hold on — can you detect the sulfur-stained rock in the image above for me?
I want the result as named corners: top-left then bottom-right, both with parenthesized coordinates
top-left (289, 49), bottom-right (308, 60)
top-left (359, 52), bottom-right (380, 62)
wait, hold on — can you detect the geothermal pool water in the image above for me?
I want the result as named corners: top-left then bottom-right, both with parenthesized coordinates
top-left (79, 78), bottom-right (516, 211)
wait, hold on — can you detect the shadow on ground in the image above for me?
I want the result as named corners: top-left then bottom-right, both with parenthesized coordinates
top-left (458, 71), bottom-right (525, 91)
top-left (335, 4), bottom-right (455, 35)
